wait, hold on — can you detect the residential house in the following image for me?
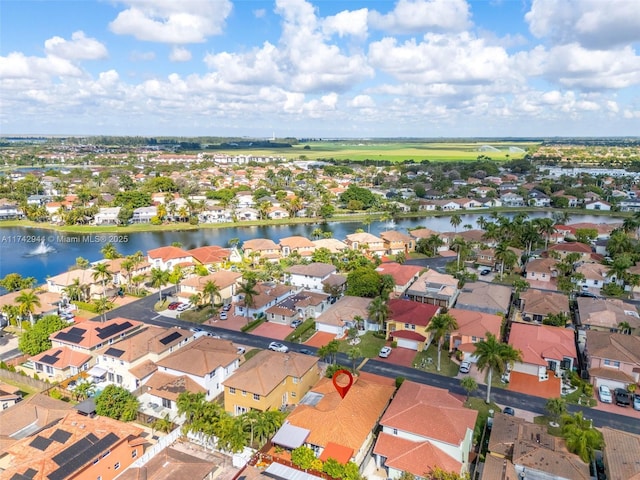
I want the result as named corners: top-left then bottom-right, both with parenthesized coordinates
top-left (50, 317), bottom-right (144, 357)
top-left (0, 382), bottom-right (21, 410)
top-left (585, 200), bottom-right (612, 211)
top-left (374, 382), bottom-right (477, 478)
top-left (117, 446), bottom-right (218, 480)
top-left (585, 331), bottom-right (640, 391)
top-left (223, 350), bottom-right (320, 416)
top-left (547, 242), bottom-right (593, 261)
top-left (528, 189), bottom-right (551, 207)
top-left (379, 230), bottom-right (415, 255)
top-left (29, 347), bottom-right (92, 382)
top-left (46, 268), bottom-right (103, 298)
top-left (0, 201), bottom-right (21, 220)
top-left (187, 244), bottom-right (235, 270)
top-left (405, 269), bottom-right (459, 308)
top-left (482, 413), bottom-right (589, 480)
top-left (430, 199), bottom-right (461, 211)
top-left (279, 236), bottom-right (316, 257)
top-left (518, 289), bottom-right (570, 323)
top-left (235, 283), bottom-right (296, 320)
top-left (179, 271), bottom-right (243, 304)
top-left (0, 410), bottom-right (145, 480)
top-left (385, 299), bottom-right (439, 351)
top-left (285, 263), bottom-right (338, 291)
top-left (282, 372), bottom-right (395, 466)
top-left (500, 192), bottom-right (525, 207)
top-left (454, 282), bottom-right (512, 315)
top-left (453, 198), bottom-right (483, 209)
top-left (312, 238), bottom-right (349, 253)
top-left (576, 297), bottom-right (640, 332)
top-left (266, 291), bottom-right (330, 326)
top-left (474, 248), bottom-right (496, 269)
top-left (236, 207), bottom-right (260, 221)
top-left (617, 198), bottom-right (640, 212)
top-left (95, 325), bottom-right (194, 390)
top-left (105, 256), bottom-right (151, 287)
top-left (0, 289), bottom-right (61, 319)
top-left (576, 262), bottom-right (615, 293)
top-left (148, 336), bottom-right (242, 407)
top-left (199, 205), bottom-right (233, 223)
top-left (131, 205), bottom-right (157, 223)
top-left (524, 257), bottom-right (559, 284)
top-left (601, 427), bottom-right (640, 480)
top-left (94, 206), bottom-right (121, 225)
top-left (147, 246), bottom-right (194, 271)
top-left (448, 308), bottom-right (503, 359)
top-left (375, 262), bottom-right (424, 298)
top-left (408, 228), bottom-right (445, 248)
top-left (508, 323), bottom-right (578, 398)
top-left (315, 296), bottom-right (373, 337)
top-left (344, 232), bottom-right (386, 257)
top-left (243, 238), bottom-right (281, 262)
top-left (267, 206), bottom-right (289, 219)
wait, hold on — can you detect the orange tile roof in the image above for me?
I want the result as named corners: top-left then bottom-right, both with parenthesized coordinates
top-left (374, 432), bottom-right (461, 477)
top-left (279, 236), bottom-right (316, 248)
top-left (157, 337), bottom-right (240, 377)
top-left (286, 372), bottom-right (395, 452)
top-left (548, 242), bottom-right (593, 254)
top-left (389, 299), bottom-right (439, 326)
top-left (376, 263), bottom-right (424, 287)
top-left (144, 372), bottom-right (206, 401)
top-left (148, 245), bottom-right (191, 262)
top-left (319, 442), bottom-right (354, 464)
top-left (449, 308), bottom-right (502, 340)
top-left (181, 271), bottom-right (243, 290)
top-left (508, 323), bottom-right (576, 366)
top-left (508, 371), bottom-right (562, 398)
top-left (101, 326), bottom-right (193, 363)
top-left (379, 381), bottom-right (477, 446)
top-left (187, 245), bottom-right (231, 264)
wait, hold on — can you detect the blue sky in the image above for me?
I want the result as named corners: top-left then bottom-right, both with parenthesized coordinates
top-left (1, 0), bottom-right (639, 137)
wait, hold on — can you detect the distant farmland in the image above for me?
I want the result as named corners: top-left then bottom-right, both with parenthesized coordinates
top-left (207, 141), bottom-right (538, 162)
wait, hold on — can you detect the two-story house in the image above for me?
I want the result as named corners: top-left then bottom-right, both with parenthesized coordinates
top-left (547, 242), bottom-right (593, 262)
top-left (585, 331), bottom-right (640, 392)
top-left (379, 230), bottom-right (415, 255)
top-left (94, 206), bottom-right (121, 225)
top-left (576, 297), bottom-right (640, 332)
top-left (279, 236), bottom-right (316, 258)
top-left (375, 262), bottom-right (424, 298)
top-left (314, 296), bottom-right (373, 338)
top-left (285, 263), bottom-right (338, 291)
top-left (235, 282), bottom-right (296, 320)
top-left (29, 347), bottom-right (92, 382)
top-left (223, 350), bottom-right (320, 416)
top-left (448, 308), bottom-right (502, 359)
top-left (524, 257), bottom-right (559, 284)
top-left (385, 300), bottom-right (439, 351)
top-left (519, 289), bottom-right (570, 323)
top-left (374, 382), bottom-right (477, 478)
top-left (147, 246), bottom-right (193, 271)
top-left (243, 238), bottom-right (281, 262)
top-left (344, 232), bottom-right (386, 257)
top-left (131, 205), bottom-right (157, 223)
top-left (179, 271), bottom-right (243, 304)
top-left (405, 269), bottom-right (459, 308)
top-left (455, 282), bottom-right (512, 315)
top-left (265, 291), bottom-right (330, 326)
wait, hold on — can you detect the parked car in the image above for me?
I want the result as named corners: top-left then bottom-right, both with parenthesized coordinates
top-left (268, 342), bottom-right (289, 353)
top-left (223, 304), bottom-right (232, 311)
top-left (219, 312), bottom-right (228, 320)
top-left (479, 268), bottom-right (491, 276)
top-left (379, 346), bottom-right (392, 358)
top-left (168, 302), bottom-right (181, 310)
top-left (176, 303), bottom-right (191, 312)
top-left (459, 361), bottom-right (471, 374)
top-left (299, 348), bottom-right (314, 355)
top-left (634, 393), bottom-right (640, 411)
top-left (236, 347), bottom-right (246, 355)
top-left (291, 319), bottom-right (303, 328)
top-left (598, 385), bottom-right (613, 404)
top-left (614, 388), bottom-right (631, 407)
top-left (502, 406), bottom-right (515, 416)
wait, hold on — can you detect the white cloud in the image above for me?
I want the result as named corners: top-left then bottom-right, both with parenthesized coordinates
top-left (169, 46), bottom-right (192, 62)
top-left (0, 51), bottom-right (82, 79)
top-left (44, 31), bottom-right (108, 61)
top-left (368, 0), bottom-right (470, 34)
top-left (253, 8), bottom-right (266, 18)
top-left (322, 9), bottom-right (369, 38)
top-left (349, 94), bottom-right (375, 108)
top-left (526, 0), bottom-right (640, 49)
top-left (109, 0), bottom-right (233, 44)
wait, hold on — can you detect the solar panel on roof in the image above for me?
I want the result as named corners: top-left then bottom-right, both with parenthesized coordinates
top-left (50, 429), bottom-right (72, 444)
top-left (103, 347), bottom-right (125, 358)
top-left (48, 433), bottom-right (119, 480)
top-left (96, 321), bottom-right (133, 339)
top-left (9, 467), bottom-right (38, 480)
top-left (67, 327), bottom-right (86, 336)
top-left (51, 433), bottom-right (99, 466)
top-left (23, 468), bottom-right (37, 479)
top-left (29, 435), bottom-right (53, 451)
top-left (159, 331), bottom-right (182, 345)
top-left (39, 355), bottom-right (60, 365)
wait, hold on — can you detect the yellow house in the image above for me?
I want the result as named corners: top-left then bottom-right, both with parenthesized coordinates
top-left (223, 350), bottom-right (320, 416)
top-left (385, 299), bottom-right (439, 351)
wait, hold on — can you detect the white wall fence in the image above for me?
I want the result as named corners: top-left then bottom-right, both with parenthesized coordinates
top-left (129, 426), bottom-right (182, 468)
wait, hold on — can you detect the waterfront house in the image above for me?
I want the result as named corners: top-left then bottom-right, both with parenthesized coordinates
top-left (379, 230), bottom-right (415, 255)
top-left (94, 206), bottom-right (121, 225)
top-left (279, 236), bottom-right (316, 257)
top-left (345, 232), bottom-right (386, 257)
top-left (243, 238), bottom-right (281, 262)
top-left (131, 205), bottom-right (157, 223)
top-left (147, 245), bottom-right (193, 271)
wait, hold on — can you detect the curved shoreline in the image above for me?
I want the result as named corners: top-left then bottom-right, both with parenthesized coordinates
top-left (0, 207), bottom-right (628, 234)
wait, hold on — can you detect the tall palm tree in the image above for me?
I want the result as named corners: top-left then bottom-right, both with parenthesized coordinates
top-left (617, 321), bottom-right (633, 335)
top-left (535, 217), bottom-right (556, 249)
top-left (92, 263), bottom-right (113, 302)
top-left (149, 267), bottom-right (170, 301)
top-left (475, 333), bottom-right (523, 404)
top-left (367, 296), bottom-right (390, 331)
top-left (450, 213), bottom-right (462, 232)
top-left (238, 280), bottom-right (259, 323)
top-left (241, 409), bottom-right (261, 448)
top-left (202, 280), bottom-right (221, 312)
top-left (426, 313), bottom-right (459, 372)
top-left (16, 289), bottom-right (41, 326)
top-left (93, 296), bottom-right (113, 322)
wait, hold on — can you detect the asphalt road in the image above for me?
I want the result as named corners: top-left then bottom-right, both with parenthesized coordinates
top-left (104, 292), bottom-right (640, 436)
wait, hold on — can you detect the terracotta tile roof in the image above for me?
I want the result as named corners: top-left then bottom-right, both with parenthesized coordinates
top-left (449, 308), bottom-right (502, 339)
top-left (408, 228), bottom-right (440, 239)
top-left (187, 245), bottom-right (231, 264)
top-left (585, 331), bottom-right (640, 364)
top-left (374, 432), bottom-right (461, 477)
top-left (379, 230), bottom-right (413, 243)
top-left (129, 359), bottom-right (158, 379)
top-left (508, 323), bottom-right (576, 366)
top-left (51, 317), bottom-right (143, 349)
top-left (389, 299), bottom-right (439, 326)
top-left (180, 271), bottom-right (243, 290)
top-left (148, 245), bottom-right (191, 262)
top-left (576, 262), bottom-right (610, 280)
top-left (481, 454), bottom-right (519, 480)
top-left (243, 238), bottom-right (280, 251)
top-left (241, 283), bottom-right (297, 309)
top-left (345, 232), bottom-right (384, 245)
top-left (376, 263), bottom-right (424, 287)
top-left (318, 442), bottom-right (354, 464)
top-left (602, 427), bottom-right (640, 480)
top-left (101, 326), bottom-right (193, 363)
top-left (45, 268), bottom-right (100, 287)
top-left (577, 297), bottom-right (640, 330)
top-left (286, 263), bottom-right (336, 277)
top-left (508, 371), bottom-right (562, 398)
top-left (105, 256), bottom-right (151, 274)
top-left (279, 236), bottom-right (316, 248)
top-left (548, 242), bottom-right (592, 254)
top-left (144, 372), bottom-right (206, 401)
top-left (519, 289), bottom-right (570, 316)
top-left (525, 257), bottom-right (558, 273)
top-left (379, 381), bottom-right (477, 446)
top-left (0, 290), bottom-right (62, 316)
top-left (315, 296), bottom-right (373, 327)
top-left (312, 238), bottom-right (349, 252)
top-left (117, 446), bottom-right (217, 480)
top-left (156, 337), bottom-right (240, 377)
top-left (30, 346), bottom-right (91, 369)
top-left (391, 330), bottom-right (426, 341)
top-left (287, 372), bottom-right (395, 452)
top-left (588, 367), bottom-right (635, 383)
top-left (223, 350), bottom-right (319, 396)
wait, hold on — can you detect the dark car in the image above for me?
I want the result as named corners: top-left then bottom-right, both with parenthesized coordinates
top-left (614, 388), bottom-right (631, 407)
top-left (503, 406), bottom-right (515, 416)
top-left (298, 348), bottom-right (314, 355)
top-left (578, 291), bottom-right (597, 299)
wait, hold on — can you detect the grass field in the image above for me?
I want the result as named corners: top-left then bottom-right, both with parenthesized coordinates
top-left (206, 141), bottom-right (538, 162)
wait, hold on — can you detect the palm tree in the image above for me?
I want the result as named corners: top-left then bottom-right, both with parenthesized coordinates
top-left (450, 237), bottom-right (470, 270)
top-left (460, 376), bottom-right (478, 402)
top-left (617, 321), bottom-right (633, 335)
top-left (348, 346), bottom-right (361, 372)
top-left (475, 333), bottom-right (523, 404)
top-left (425, 234), bottom-right (444, 256)
top-left (93, 297), bottom-right (113, 322)
top-left (202, 280), bottom-right (221, 312)
top-left (100, 242), bottom-right (121, 260)
top-left (367, 296), bottom-right (390, 331)
top-left (476, 215), bottom-right (488, 230)
top-left (561, 411), bottom-right (600, 463)
top-left (149, 267), bottom-right (170, 301)
top-left (545, 397), bottom-right (567, 424)
top-left (426, 313), bottom-right (458, 372)
top-left (189, 293), bottom-right (203, 310)
top-left (63, 277), bottom-right (84, 302)
top-left (16, 289), bottom-right (41, 326)
top-left (241, 409), bottom-right (261, 448)
top-left (92, 262), bottom-right (113, 302)
top-left (535, 217), bottom-right (556, 249)
top-left (450, 213), bottom-right (462, 232)
top-left (238, 280), bottom-right (259, 323)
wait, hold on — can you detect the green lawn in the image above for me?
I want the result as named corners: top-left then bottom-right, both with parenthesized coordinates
top-left (464, 397), bottom-right (502, 443)
top-left (243, 349), bottom-right (261, 362)
top-left (338, 332), bottom-right (386, 358)
top-left (413, 344), bottom-right (460, 377)
top-left (0, 378), bottom-right (39, 400)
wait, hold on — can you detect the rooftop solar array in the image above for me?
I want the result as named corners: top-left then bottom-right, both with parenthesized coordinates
top-left (9, 467), bottom-right (38, 480)
top-left (53, 327), bottom-right (86, 344)
top-left (50, 429), bottom-right (72, 444)
top-left (48, 433), bottom-right (119, 480)
top-left (28, 435), bottom-right (52, 451)
top-left (159, 331), bottom-right (182, 345)
top-left (96, 321), bottom-right (133, 339)
top-left (51, 433), bottom-right (99, 466)
top-left (103, 347), bottom-right (125, 358)
top-left (39, 350), bottom-right (63, 365)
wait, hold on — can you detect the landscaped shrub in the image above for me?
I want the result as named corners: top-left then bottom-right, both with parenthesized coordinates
top-left (241, 318), bottom-right (263, 332)
top-left (74, 301), bottom-right (98, 313)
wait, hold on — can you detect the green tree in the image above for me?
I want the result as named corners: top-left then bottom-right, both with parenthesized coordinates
top-left (475, 333), bottom-right (523, 403)
top-left (460, 376), bottom-right (478, 402)
top-left (92, 262), bottom-right (113, 310)
top-left (450, 213), bottom-right (462, 232)
top-left (545, 397), bottom-right (567, 424)
top-left (345, 266), bottom-right (383, 298)
top-left (93, 297), bottom-right (114, 322)
top-left (0, 273), bottom-right (36, 292)
top-left (100, 242), bottom-right (121, 260)
top-left (238, 279), bottom-right (259, 323)
top-left (347, 346), bottom-right (361, 372)
top-left (291, 446), bottom-right (317, 470)
top-left (18, 314), bottom-right (68, 355)
top-left (75, 256), bottom-right (90, 269)
top-left (16, 289), bottom-right (41, 326)
top-left (367, 296), bottom-right (390, 330)
top-left (95, 384), bottom-right (139, 421)
top-left (73, 380), bottom-right (96, 401)
top-left (543, 312), bottom-right (569, 327)
top-left (203, 280), bottom-right (221, 312)
top-left (318, 340), bottom-right (340, 365)
top-left (152, 414), bottom-right (174, 434)
top-left (561, 411), bottom-right (602, 462)
top-left (427, 313), bottom-right (459, 372)
top-left (323, 458), bottom-right (344, 479)
top-left (149, 267), bottom-right (170, 301)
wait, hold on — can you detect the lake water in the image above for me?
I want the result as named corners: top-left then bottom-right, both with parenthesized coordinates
top-left (0, 212), bottom-right (622, 284)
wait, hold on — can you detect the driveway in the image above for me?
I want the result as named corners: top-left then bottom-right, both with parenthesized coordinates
top-left (375, 347), bottom-right (416, 368)
top-left (593, 400), bottom-right (640, 419)
top-left (304, 331), bottom-right (337, 348)
top-left (251, 322), bottom-right (292, 341)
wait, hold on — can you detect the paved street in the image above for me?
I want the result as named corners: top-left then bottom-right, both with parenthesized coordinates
top-left (102, 292), bottom-right (640, 436)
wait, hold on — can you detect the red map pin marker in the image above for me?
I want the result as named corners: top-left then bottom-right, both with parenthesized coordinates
top-left (332, 369), bottom-right (354, 399)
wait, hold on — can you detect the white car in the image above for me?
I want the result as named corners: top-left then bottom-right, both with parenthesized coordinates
top-left (268, 342), bottom-right (289, 353)
top-left (599, 385), bottom-right (613, 404)
top-left (219, 312), bottom-right (228, 320)
top-left (459, 361), bottom-right (471, 374)
top-left (379, 346), bottom-right (392, 358)
top-left (176, 303), bottom-right (191, 312)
